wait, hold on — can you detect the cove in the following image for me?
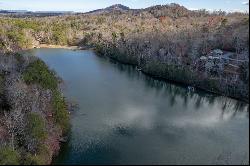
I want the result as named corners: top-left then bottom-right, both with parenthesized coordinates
top-left (25, 48), bottom-right (249, 165)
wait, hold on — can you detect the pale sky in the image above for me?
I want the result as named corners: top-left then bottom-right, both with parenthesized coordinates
top-left (0, 0), bottom-right (249, 12)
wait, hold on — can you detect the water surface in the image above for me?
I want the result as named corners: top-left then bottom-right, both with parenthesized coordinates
top-left (28, 48), bottom-right (249, 165)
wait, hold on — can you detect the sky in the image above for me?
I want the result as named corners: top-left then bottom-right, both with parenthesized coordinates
top-left (0, 0), bottom-right (249, 12)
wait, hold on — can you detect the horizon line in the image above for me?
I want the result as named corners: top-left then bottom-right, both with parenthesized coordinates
top-left (0, 3), bottom-right (249, 13)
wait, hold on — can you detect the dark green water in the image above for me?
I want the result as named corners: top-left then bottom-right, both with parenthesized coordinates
top-left (28, 48), bottom-right (249, 165)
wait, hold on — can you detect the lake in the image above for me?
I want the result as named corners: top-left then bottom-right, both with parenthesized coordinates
top-left (27, 48), bottom-right (249, 165)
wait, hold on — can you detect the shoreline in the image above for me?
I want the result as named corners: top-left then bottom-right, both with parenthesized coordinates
top-left (36, 44), bottom-right (94, 50)
top-left (38, 44), bottom-right (78, 50)
top-left (25, 45), bottom-right (249, 104)
top-left (96, 52), bottom-right (249, 104)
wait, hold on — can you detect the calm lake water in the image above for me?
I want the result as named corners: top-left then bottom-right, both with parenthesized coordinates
top-left (27, 48), bottom-right (249, 165)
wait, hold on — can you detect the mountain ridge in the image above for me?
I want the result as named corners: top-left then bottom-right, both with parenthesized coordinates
top-left (86, 4), bottom-right (130, 14)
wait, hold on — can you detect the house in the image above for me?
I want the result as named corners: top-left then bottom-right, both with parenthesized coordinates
top-left (208, 56), bottom-right (221, 60)
top-left (207, 49), bottom-right (232, 66)
top-left (211, 49), bottom-right (223, 56)
top-left (207, 49), bottom-right (225, 61)
top-left (200, 56), bottom-right (207, 61)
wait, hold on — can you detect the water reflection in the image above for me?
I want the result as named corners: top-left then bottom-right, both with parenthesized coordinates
top-left (111, 60), bottom-right (248, 114)
top-left (28, 49), bottom-right (248, 165)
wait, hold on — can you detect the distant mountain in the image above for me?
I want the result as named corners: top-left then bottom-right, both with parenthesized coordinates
top-left (85, 3), bottom-right (195, 17)
top-left (0, 10), bottom-right (74, 17)
top-left (0, 9), bottom-right (28, 14)
top-left (106, 4), bottom-right (130, 11)
top-left (86, 4), bottom-right (130, 14)
top-left (143, 3), bottom-right (192, 18)
top-left (0, 10), bottom-right (27, 12)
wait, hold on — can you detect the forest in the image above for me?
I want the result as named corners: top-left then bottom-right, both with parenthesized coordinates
top-left (0, 53), bottom-right (69, 164)
top-left (0, 3), bottom-right (249, 165)
top-left (0, 4), bottom-right (249, 100)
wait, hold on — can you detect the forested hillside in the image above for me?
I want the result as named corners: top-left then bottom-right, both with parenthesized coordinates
top-left (0, 4), bottom-right (249, 102)
top-left (0, 12), bottom-right (72, 165)
top-left (0, 53), bottom-right (70, 164)
top-left (0, 3), bottom-right (249, 164)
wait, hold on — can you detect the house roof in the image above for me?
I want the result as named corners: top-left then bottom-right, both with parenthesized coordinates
top-left (200, 56), bottom-right (207, 60)
top-left (213, 49), bottom-right (223, 54)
